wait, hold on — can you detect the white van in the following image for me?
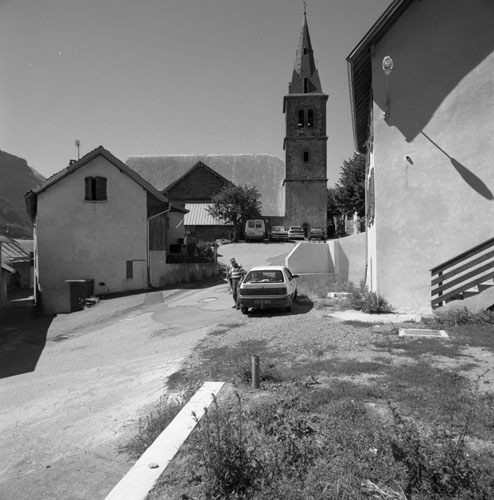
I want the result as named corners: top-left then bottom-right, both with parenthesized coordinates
top-left (245, 219), bottom-right (266, 241)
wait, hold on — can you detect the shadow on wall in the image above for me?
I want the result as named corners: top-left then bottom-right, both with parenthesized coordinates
top-left (421, 132), bottom-right (493, 200)
top-left (375, 0), bottom-right (494, 143)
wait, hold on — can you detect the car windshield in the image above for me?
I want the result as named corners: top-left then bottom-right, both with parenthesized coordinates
top-left (244, 270), bottom-right (284, 283)
top-left (273, 226), bottom-right (285, 231)
top-left (290, 227), bottom-right (303, 231)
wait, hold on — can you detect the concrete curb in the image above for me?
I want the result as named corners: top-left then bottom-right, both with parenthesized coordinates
top-left (104, 381), bottom-right (225, 500)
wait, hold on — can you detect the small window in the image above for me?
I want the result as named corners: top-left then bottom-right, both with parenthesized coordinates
top-left (303, 78), bottom-right (308, 93)
top-left (298, 109), bottom-right (304, 128)
top-left (248, 221), bottom-right (255, 228)
top-left (307, 109), bottom-right (314, 128)
top-left (303, 48), bottom-right (307, 55)
top-left (303, 151), bottom-right (310, 162)
top-left (85, 176), bottom-right (107, 201)
top-left (126, 260), bottom-right (133, 279)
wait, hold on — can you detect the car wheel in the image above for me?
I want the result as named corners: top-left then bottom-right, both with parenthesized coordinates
top-left (240, 305), bottom-right (248, 315)
top-left (286, 299), bottom-right (292, 313)
top-left (293, 290), bottom-right (298, 301)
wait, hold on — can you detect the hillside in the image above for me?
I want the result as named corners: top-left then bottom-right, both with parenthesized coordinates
top-left (0, 150), bottom-right (45, 238)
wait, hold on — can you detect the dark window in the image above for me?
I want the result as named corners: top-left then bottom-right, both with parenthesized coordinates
top-left (303, 151), bottom-right (310, 162)
top-left (303, 48), bottom-right (307, 55)
top-left (126, 260), bottom-right (133, 279)
top-left (303, 78), bottom-right (308, 93)
top-left (85, 176), bottom-right (107, 201)
top-left (298, 109), bottom-right (304, 128)
top-left (307, 109), bottom-right (314, 128)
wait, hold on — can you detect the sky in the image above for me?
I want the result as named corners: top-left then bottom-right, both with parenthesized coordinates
top-left (0, 0), bottom-right (391, 186)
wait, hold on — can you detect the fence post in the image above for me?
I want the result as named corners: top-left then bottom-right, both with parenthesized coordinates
top-left (251, 355), bottom-right (260, 389)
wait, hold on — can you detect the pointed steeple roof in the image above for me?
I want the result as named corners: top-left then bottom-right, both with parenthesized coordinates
top-left (289, 12), bottom-right (323, 94)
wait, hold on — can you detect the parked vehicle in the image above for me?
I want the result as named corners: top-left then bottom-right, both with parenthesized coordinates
top-left (309, 227), bottom-right (326, 241)
top-left (245, 219), bottom-right (266, 241)
top-left (288, 225), bottom-right (305, 240)
top-left (269, 226), bottom-right (289, 241)
top-left (237, 265), bottom-right (298, 314)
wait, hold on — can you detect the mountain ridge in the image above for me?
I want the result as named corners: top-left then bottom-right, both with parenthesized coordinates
top-left (0, 150), bottom-right (45, 238)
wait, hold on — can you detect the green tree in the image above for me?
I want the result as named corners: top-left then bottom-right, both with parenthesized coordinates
top-left (334, 152), bottom-right (366, 217)
top-left (206, 185), bottom-right (262, 241)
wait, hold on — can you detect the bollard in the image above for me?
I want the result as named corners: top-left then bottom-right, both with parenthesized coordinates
top-left (251, 355), bottom-right (260, 389)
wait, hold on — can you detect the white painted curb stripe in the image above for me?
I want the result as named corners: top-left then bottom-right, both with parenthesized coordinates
top-left (104, 381), bottom-right (225, 500)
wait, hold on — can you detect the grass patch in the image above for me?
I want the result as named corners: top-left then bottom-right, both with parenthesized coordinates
top-left (121, 395), bottom-right (191, 459)
top-left (131, 310), bottom-right (494, 499)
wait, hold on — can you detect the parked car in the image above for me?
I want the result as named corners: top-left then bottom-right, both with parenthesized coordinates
top-left (288, 225), bottom-right (305, 240)
top-left (309, 227), bottom-right (326, 241)
top-left (237, 265), bottom-right (298, 314)
top-left (269, 226), bottom-right (289, 241)
top-left (245, 219), bottom-right (266, 241)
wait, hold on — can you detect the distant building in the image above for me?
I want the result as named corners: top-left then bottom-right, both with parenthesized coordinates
top-left (126, 12), bottom-right (328, 236)
top-left (347, 0), bottom-right (494, 312)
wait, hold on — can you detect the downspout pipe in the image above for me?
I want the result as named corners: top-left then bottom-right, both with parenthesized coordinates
top-left (147, 205), bottom-right (172, 287)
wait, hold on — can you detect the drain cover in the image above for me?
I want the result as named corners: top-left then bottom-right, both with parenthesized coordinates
top-left (399, 329), bottom-right (448, 338)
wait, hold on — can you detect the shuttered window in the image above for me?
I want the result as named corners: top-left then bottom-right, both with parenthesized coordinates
top-left (85, 176), bottom-right (107, 201)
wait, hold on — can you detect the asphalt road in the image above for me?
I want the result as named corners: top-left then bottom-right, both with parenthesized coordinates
top-left (0, 241), bottom-right (295, 500)
top-left (0, 280), bottom-right (242, 500)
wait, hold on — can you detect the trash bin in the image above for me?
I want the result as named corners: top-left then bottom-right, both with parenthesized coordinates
top-left (65, 279), bottom-right (94, 312)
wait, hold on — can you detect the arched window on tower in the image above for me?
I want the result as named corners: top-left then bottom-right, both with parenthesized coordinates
top-left (304, 78), bottom-right (309, 93)
top-left (298, 109), bottom-right (304, 128)
top-left (307, 109), bottom-right (314, 128)
top-left (303, 151), bottom-right (310, 162)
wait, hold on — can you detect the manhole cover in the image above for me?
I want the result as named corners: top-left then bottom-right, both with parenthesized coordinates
top-left (200, 297), bottom-right (218, 303)
top-left (399, 329), bottom-right (448, 338)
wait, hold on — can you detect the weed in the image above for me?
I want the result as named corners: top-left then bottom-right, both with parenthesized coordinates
top-left (389, 404), bottom-right (494, 499)
top-left (192, 393), bottom-right (265, 498)
top-left (434, 307), bottom-right (494, 326)
top-left (121, 395), bottom-right (189, 459)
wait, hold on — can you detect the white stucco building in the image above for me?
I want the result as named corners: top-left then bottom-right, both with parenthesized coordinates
top-left (25, 146), bottom-right (186, 314)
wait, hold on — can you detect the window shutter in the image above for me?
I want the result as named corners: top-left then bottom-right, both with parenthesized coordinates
top-left (95, 177), bottom-right (107, 200)
top-left (85, 177), bottom-right (93, 200)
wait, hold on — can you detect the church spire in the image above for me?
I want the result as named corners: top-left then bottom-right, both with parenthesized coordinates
top-left (289, 10), bottom-right (322, 94)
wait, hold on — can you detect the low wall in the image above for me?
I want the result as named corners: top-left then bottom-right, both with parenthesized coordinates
top-left (286, 242), bottom-right (334, 274)
top-left (327, 233), bottom-right (366, 285)
top-left (155, 263), bottom-right (220, 287)
top-left (295, 272), bottom-right (345, 292)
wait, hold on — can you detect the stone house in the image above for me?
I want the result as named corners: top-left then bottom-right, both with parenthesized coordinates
top-left (25, 146), bottom-right (187, 314)
top-left (347, 0), bottom-right (494, 312)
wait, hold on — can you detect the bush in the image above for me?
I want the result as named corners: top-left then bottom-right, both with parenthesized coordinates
top-left (350, 281), bottom-right (393, 314)
top-left (434, 307), bottom-right (494, 326)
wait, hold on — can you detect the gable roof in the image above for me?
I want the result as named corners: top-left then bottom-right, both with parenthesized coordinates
top-left (29, 146), bottom-right (169, 203)
top-left (347, 0), bottom-right (415, 152)
top-left (165, 161), bottom-right (234, 194)
top-left (25, 146), bottom-right (187, 221)
top-left (126, 154), bottom-right (285, 217)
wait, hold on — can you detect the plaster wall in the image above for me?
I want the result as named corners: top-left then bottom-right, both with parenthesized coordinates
top-left (36, 157), bottom-right (148, 314)
top-left (328, 232), bottom-right (366, 285)
top-left (286, 242), bottom-right (333, 274)
top-left (370, 0), bottom-right (494, 312)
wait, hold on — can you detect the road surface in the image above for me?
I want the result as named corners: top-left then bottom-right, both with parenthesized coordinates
top-left (0, 280), bottom-right (240, 500)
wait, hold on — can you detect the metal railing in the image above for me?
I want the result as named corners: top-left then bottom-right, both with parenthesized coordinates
top-left (431, 236), bottom-right (494, 309)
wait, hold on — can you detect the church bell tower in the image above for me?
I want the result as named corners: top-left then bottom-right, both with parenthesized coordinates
top-left (283, 10), bottom-right (328, 232)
